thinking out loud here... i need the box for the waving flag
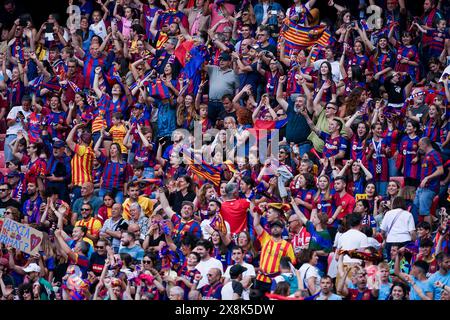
[247,118,288,141]
[281,21,331,55]
[187,157,221,187]
[176,42,210,95]
[41,76,61,93]
[147,78,171,99]
[28,75,44,92]
[210,213,227,235]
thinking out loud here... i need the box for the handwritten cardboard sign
[0,218,43,255]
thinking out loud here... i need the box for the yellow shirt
[108,124,127,154]
[122,196,154,220]
[75,217,103,237]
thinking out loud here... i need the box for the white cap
[23,263,41,273]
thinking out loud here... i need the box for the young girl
[367,122,390,196]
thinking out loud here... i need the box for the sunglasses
[0,189,8,192]
[95,246,105,249]
[5,211,12,214]
[277,113,285,116]
[143,260,152,264]
[81,208,91,211]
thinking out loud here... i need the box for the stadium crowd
[0,0,449,301]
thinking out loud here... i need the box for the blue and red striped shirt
[420,149,443,192]
[97,154,133,192]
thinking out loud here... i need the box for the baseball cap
[53,139,65,148]
[229,264,247,278]
[219,52,232,61]
[270,220,285,229]
[23,263,41,273]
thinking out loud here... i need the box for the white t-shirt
[380,208,415,243]
[200,218,231,240]
[89,20,107,40]
[6,106,31,135]
[313,59,343,83]
[196,257,223,289]
[223,262,255,300]
[299,263,321,293]
[221,282,235,300]
[336,229,369,263]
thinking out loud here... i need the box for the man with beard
[159,191,202,245]
[193,239,223,290]
[276,76,312,152]
[22,181,43,225]
[100,203,129,254]
[337,254,379,300]
[330,176,355,238]
[314,275,342,300]
[429,252,450,300]
[46,139,71,203]
[74,203,102,243]
[122,183,154,220]
[71,182,103,223]
[118,231,145,262]
[250,207,296,295]
[200,198,230,240]
[0,182,20,215]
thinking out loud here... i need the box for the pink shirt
[209,3,235,32]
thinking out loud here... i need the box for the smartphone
[45,23,54,33]
[270,10,277,15]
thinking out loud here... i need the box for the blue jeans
[388,158,399,177]
[99,188,124,204]
[4,134,17,162]
[376,181,388,197]
[412,188,435,223]
[207,100,223,124]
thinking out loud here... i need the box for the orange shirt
[75,217,103,237]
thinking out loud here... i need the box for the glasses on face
[279,151,287,154]
[81,208,91,212]
[277,113,285,116]
[0,189,8,192]
[5,211,12,215]
[143,260,152,264]
[95,246,104,249]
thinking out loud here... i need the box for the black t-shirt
[384,75,411,104]
[168,191,196,213]
[0,198,21,216]
[89,252,107,276]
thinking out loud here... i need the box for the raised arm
[276,75,288,111]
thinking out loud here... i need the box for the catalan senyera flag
[187,158,221,187]
[281,20,331,56]
[210,213,227,235]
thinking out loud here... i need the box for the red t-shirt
[334,192,356,220]
[220,198,250,235]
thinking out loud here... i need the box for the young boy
[377,262,392,300]
[415,19,449,59]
